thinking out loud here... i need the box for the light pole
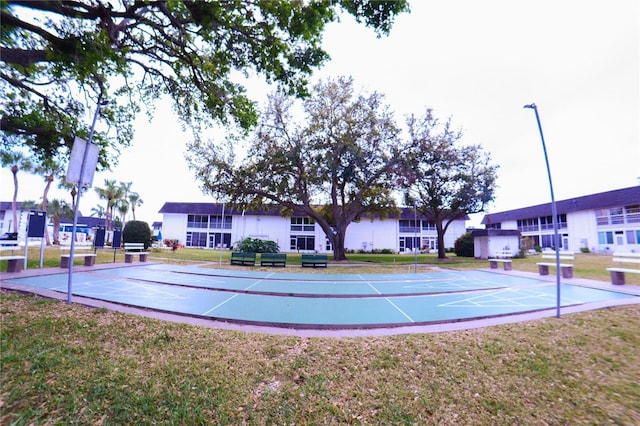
[523,103,561,318]
[67,95,107,304]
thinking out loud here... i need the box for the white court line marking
[367,282,382,295]
[202,294,239,316]
[439,288,585,308]
[385,298,415,322]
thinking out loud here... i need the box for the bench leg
[538,264,549,276]
[7,259,22,273]
[125,253,134,263]
[561,266,573,279]
[140,253,148,262]
[503,262,512,271]
[489,260,498,269]
[84,256,96,266]
[61,257,70,268]
[610,271,625,285]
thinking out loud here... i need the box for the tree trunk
[331,228,348,261]
[435,219,447,259]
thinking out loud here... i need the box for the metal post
[524,103,561,318]
[219,202,225,266]
[414,205,418,273]
[67,95,105,304]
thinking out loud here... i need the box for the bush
[235,237,279,253]
[122,220,152,249]
[454,231,474,257]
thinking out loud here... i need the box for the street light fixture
[523,103,561,318]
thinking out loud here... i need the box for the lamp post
[523,103,561,318]
[66,95,107,304]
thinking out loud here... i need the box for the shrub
[454,231,474,257]
[122,220,152,249]
[235,237,279,253]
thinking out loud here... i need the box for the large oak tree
[187,76,402,260]
[1,0,409,169]
[399,109,498,259]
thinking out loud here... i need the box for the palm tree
[1,151,32,233]
[34,159,64,245]
[117,181,133,222]
[95,179,123,232]
[58,178,78,211]
[90,204,106,218]
[128,192,143,220]
[47,199,72,245]
[115,198,130,226]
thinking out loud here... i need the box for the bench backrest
[262,253,285,259]
[302,254,328,261]
[124,243,146,251]
[492,250,513,258]
[60,246,93,252]
[232,252,256,259]
[612,252,640,265]
[541,250,574,261]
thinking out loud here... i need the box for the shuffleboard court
[2,263,638,330]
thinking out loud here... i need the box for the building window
[291,235,315,251]
[209,215,232,229]
[487,223,502,230]
[610,208,624,225]
[598,231,613,245]
[517,218,538,232]
[626,230,638,244]
[209,232,231,248]
[422,236,438,250]
[540,214,567,230]
[595,209,609,225]
[399,220,419,233]
[399,236,420,251]
[291,217,315,232]
[186,231,207,247]
[187,215,208,228]
[625,205,640,223]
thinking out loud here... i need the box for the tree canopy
[399,109,498,259]
[187,76,402,260]
[1,0,409,170]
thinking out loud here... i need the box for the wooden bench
[301,254,328,268]
[124,243,149,263]
[60,247,96,268]
[1,245,25,273]
[230,252,256,266]
[537,250,574,278]
[607,252,640,285]
[488,250,513,270]
[260,253,287,267]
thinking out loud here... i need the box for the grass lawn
[1,248,639,424]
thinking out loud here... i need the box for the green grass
[1,292,639,424]
[1,247,639,423]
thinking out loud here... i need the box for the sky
[1,0,638,227]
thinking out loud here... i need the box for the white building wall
[162,213,187,243]
[567,210,596,252]
[235,214,290,249]
[345,219,398,252]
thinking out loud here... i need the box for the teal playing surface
[5,264,638,329]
